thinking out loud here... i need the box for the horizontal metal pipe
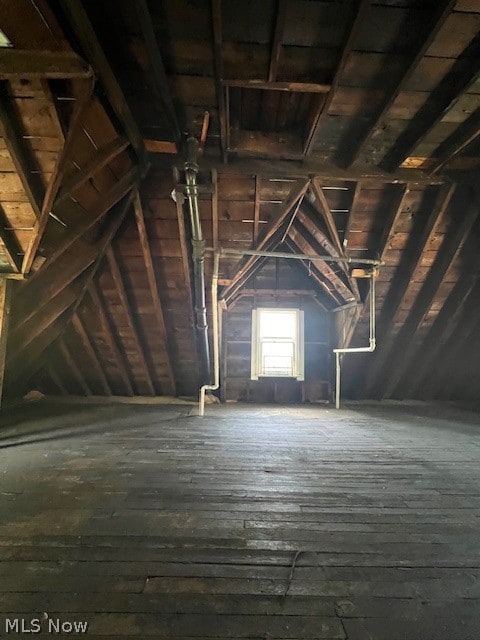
[204,246,384,267]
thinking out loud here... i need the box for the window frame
[251,307,304,381]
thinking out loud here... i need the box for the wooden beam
[310,177,344,257]
[72,313,112,395]
[88,282,135,396]
[41,80,67,143]
[56,136,130,204]
[211,0,228,162]
[382,33,480,171]
[0,49,93,80]
[173,152,445,185]
[106,246,156,396]
[221,179,311,302]
[347,0,456,167]
[303,0,370,155]
[0,279,13,405]
[62,0,145,162]
[0,203,22,272]
[399,252,480,398]
[58,338,92,396]
[45,361,68,396]
[0,85,43,220]
[224,80,330,93]
[288,222,355,304]
[361,183,456,397]
[134,191,176,396]
[268,0,287,82]
[378,182,480,398]
[144,139,177,154]
[283,236,342,308]
[21,77,95,274]
[429,108,480,175]
[28,165,139,280]
[135,0,182,150]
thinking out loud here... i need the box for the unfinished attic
[1,1,480,639]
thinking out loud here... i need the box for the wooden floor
[1,401,480,639]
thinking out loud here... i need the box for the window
[251,308,304,380]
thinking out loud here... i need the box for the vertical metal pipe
[184,136,210,381]
[199,251,221,416]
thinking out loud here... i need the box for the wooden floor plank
[1,401,480,638]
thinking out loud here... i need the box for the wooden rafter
[211,0,228,162]
[0,203,22,272]
[268,0,287,82]
[347,0,456,167]
[135,0,182,150]
[361,183,456,397]
[0,49,93,80]
[29,166,139,279]
[400,251,480,398]
[106,245,156,396]
[41,80,67,143]
[288,222,355,304]
[310,178,343,256]
[382,33,480,171]
[177,154,444,185]
[283,236,343,308]
[220,178,310,302]
[303,0,370,155]
[22,77,95,274]
[56,136,130,204]
[62,0,145,162]
[0,85,43,220]
[88,282,134,396]
[58,338,92,396]
[377,183,480,398]
[71,313,112,395]
[134,191,176,396]
[430,108,480,175]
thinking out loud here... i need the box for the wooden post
[0,278,13,405]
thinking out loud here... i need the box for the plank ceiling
[1,0,480,401]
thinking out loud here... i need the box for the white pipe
[198,251,221,416]
[333,273,377,409]
[204,246,383,267]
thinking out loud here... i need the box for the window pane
[262,356,293,376]
[261,341,294,357]
[259,310,296,339]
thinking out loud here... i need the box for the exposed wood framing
[41,80,67,143]
[88,282,135,396]
[430,109,480,175]
[0,279,13,405]
[56,136,129,204]
[72,313,112,395]
[0,203,22,272]
[211,0,228,162]
[0,49,93,80]
[382,34,480,171]
[58,338,92,396]
[224,80,330,93]
[378,183,480,398]
[400,247,480,398]
[106,246,156,396]
[303,0,370,155]
[347,0,456,167]
[310,178,344,256]
[135,0,182,150]
[361,183,456,397]
[178,154,445,185]
[21,77,95,274]
[268,0,287,82]
[62,0,145,162]
[31,166,139,277]
[45,362,68,395]
[134,190,176,395]
[220,179,310,302]
[0,86,43,219]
